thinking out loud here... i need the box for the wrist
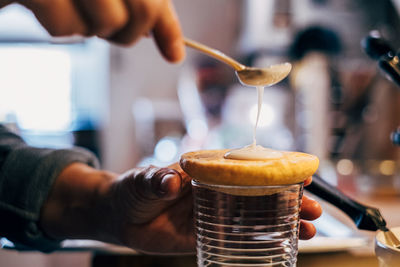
[39,162,117,241]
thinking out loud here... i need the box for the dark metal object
[307,175,400,247]
[361,31,400,87]
[306,174,387,231]
[392,127,400,145]
[361,31,400,146]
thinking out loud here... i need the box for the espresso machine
[362,31,400,146]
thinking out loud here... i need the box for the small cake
[180,149,319,186]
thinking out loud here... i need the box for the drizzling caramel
[224,86,283,160]
[224,144,283,160]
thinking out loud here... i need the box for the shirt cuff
[0,146,100,252]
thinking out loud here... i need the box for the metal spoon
[382,226,400,249]
[184,38,292,87]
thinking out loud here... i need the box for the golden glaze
[180,149,319,186]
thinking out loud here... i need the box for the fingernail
[160,174,176,193]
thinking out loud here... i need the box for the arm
[40,163,322,254]
[0,125,194,253]
[40,162,196,254]
[39,163,116,242]
[0,124,321,254]
[0,125,100,252]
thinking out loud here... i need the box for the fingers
[158,172,183,200]
[19,0,184,63]
[22,0,129,38]
[108,0,185,63]
[168,162,192,189]
[304,176,312,186]
[152,0,185,62]
[300,194,322,220]
[130,166,183,201]
[73,0,129,38]
[109,0,163,45]
[299,220,317,240]
[299,194,321,240]
[20,0,87,36]
[115,166,188,224]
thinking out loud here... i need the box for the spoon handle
[184,38,245,71]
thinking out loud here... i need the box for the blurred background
[1,0,400,266]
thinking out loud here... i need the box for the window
[0,46,72,132]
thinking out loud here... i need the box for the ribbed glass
[192,180,303,267]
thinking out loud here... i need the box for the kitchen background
[1,0,400,266]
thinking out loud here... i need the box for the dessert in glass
[180,147,319,267]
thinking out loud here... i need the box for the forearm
[0,124,101,251]
[39,162,118,242]
[39,162,196,254]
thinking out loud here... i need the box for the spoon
[382,226,400,249]
[184,38,292,87]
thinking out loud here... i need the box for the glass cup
[192,179,304,267]
[375,227,400,267]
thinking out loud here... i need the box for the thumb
[131,166,183,201]
[114,166,186,224]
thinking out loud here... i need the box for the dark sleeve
[0,125,100,252]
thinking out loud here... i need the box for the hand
[6,0,185,62]
[300,177,323,240]
[103,163,195,254]
[102,166,322,251]
[41,163,321,255]
[40,162,195,254]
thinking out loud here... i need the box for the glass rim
[191,179,303,189]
